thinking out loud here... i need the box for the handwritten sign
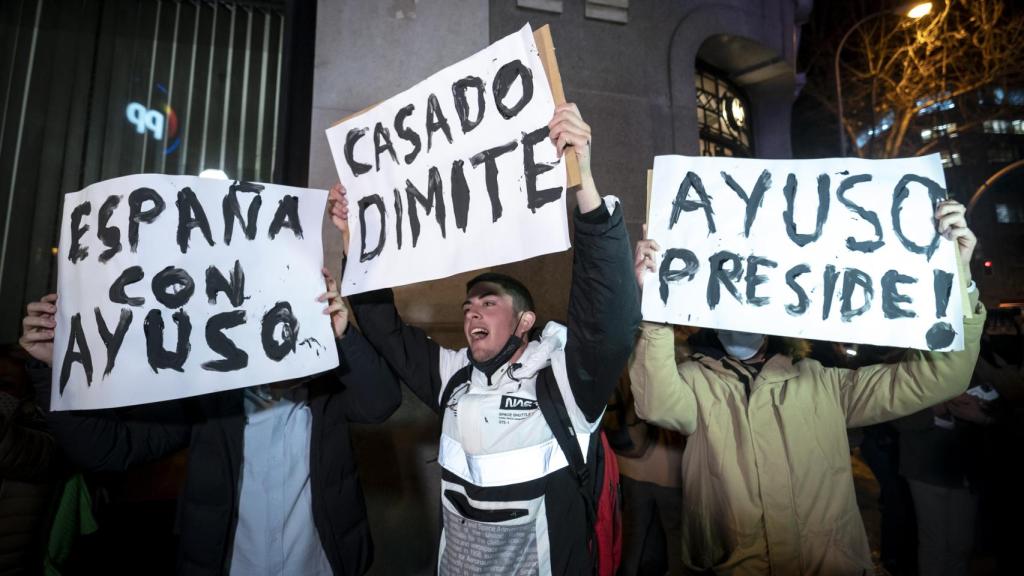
[326,24,569,295]
[642,155,965,351]
[52,174,339,410]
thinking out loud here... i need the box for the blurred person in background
[0,344,59,576]
[605,366,685,576]
[19,270,402,576]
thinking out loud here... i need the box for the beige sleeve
[629,322,699,435]
[831,290,986,428]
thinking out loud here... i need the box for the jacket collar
[470,321,566,388]
[694,350,800,385]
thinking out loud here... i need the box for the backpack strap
[536,367,600,572]
[436,364,473,535]
[439,364,473,415]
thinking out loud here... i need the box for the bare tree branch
[801,0,1024,158]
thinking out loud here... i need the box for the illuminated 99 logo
[126,102,166,140]
[125,90,180,156]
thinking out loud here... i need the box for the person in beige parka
[629,199,985,576]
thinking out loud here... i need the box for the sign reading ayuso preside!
[642,154,965,351]
[52,174,339,410]
[326,24,569,295]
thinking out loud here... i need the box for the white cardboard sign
[326,24,569,295]
[52,174,339,410]
[641,155,965,351]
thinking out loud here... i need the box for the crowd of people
[2,103,1021,576]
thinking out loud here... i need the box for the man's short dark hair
[466,272,535,314]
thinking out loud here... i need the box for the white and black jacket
[349,198,641,575]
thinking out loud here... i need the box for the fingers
[27,300,57,317]
[318,268,342,302]
[329,193,348,213]
[20,309,55,353]
[42,293,57,304]
[316,292,340,303]
[633,239,661,259]
[937,212,967,236]
[934,199,965,219]
[19,328,54,343]
[935,200,966,235]
[327,183,350,222]
[328,182,347,201]
[548,103,590,159]
[329,200,348,221]
[947,226,976,246]
[324,301,346,315]
[23,315,56,330]
[633,239,660,274]
[548,123,591,159]
[548,103,587,133]
[317,291,340,302]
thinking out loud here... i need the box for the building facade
[0,0,319,344]
[1,0,811,572]
[309,0,810,572]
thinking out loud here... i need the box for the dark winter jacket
[31,328,400,576]
[349,199,641,574]
[0,392,58,576]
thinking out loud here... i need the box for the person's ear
[518,311,537,338]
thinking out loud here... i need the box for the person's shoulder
[677,354,716,377]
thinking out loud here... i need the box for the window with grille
[695,64,753,157]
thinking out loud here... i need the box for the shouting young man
[331,103,641,575]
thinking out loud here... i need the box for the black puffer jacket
[0,391,58,576]
[32,328,400,576]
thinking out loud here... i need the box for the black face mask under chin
[468,333,524,378]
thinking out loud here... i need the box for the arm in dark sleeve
[334,326,403,424]
[565,200,643,422]
[0,400,56,482]
[348,289,457,413]
[29,363,191,472]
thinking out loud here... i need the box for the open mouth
[470,327,489,341]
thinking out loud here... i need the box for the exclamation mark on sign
[925,269,957,350]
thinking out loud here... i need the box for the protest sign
[52,174,339,411]
[326,24,569,296]
[641,154,966,351]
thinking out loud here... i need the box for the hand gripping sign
[326,24,573,296]
[52,174,339,410]
[641,154,966,351]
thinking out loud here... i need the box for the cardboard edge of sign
[330,24,581,190]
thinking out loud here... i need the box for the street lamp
[834,2,933,156]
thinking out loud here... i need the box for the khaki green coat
[629,293,985,576]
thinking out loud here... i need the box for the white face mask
[717,330,767,361]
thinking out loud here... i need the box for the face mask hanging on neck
[468,312,526,378]
[469,334,524,377]
[717,330,767,361]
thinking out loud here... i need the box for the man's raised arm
[20,294,191,472]
[550,104,642,422]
